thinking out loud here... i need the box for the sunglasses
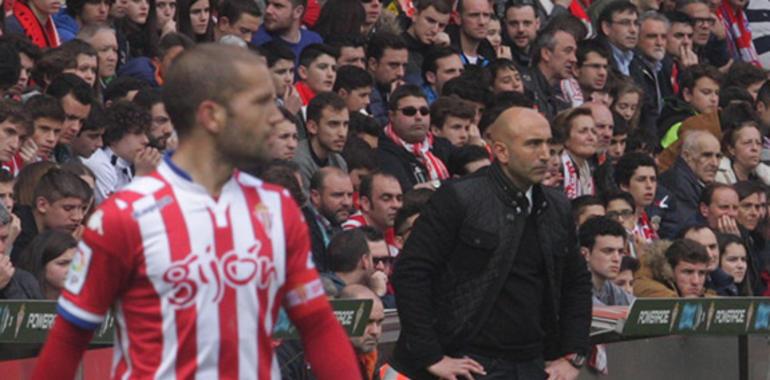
[398,106,430,117]
[373,256,395,265]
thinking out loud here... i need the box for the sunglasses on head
[398,106,430,116]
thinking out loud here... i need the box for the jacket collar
[488,162,548,215]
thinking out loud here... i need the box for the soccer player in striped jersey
[33,44,361,380]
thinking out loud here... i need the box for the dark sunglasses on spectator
[373,256,395,265]
[398,106,430,116]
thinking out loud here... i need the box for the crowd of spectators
[0,0,770,376]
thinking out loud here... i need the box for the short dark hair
[0,169,13,185]
[360,225,385,243]
[421,45,459,79]
[614,152,657,187]
[66,0,114,18]
[388,84,427,111]
[366,33,407,62]
[132,88,163,110]
[719,86,754,109]
[349,113,380,138]
[698,182,735,206]
[734,180,765,202]
[757,81,770,107]
[665,238,710,268]
[0,39,21,91]
[343,137,378,171]
[79,103,107,134]
[441,75,490,105]
[578,215,627,250]
[59,39,97,59]
[504,0,538,17]
[31,46,77,86]
[394,202,422,236]
[24,95,66,128]
[572,195,604,223]
[487,58,519,83]
[723,62,766,91]
[680,64,721,93]
[104,76,150,103]
[259,160,305,205]
[604,191,636,213]
[326,35,367,51]
[45,73,94,105]
[102,101,152,146]
[717,232,746,261]
[621,255,640,272]
[309,166,347,192]
[359,171,397,200]
[218,0,261,24]
[259,41,295,67]
[326,228,370,272]
[577,38,610,68]
[598,0,639,37]
[333,65,373,92]
[158,32,195,58]
[5,33,42,62]
[0,99,30,132]
[430,95,476,130]
[17,229,79,292]
[306,92,347,124]
[299,43,337,69]
[448,144,489,176]
[665,11,694,26]
[33,167,93,203]
[414,0,452,13]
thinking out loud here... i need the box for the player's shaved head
[163,44,267,138]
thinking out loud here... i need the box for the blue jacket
[53,9,79,43]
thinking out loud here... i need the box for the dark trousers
[462,353,547,380]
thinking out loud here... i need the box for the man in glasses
[376,84,450,191]
[597,0,639,76]
[571,39,610,107]
[677,0,731,69]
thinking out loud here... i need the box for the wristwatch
[564,353,586,369]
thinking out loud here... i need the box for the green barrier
[0,299,372,344]
[622,297,770,336]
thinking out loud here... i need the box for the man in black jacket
[391,107,591,380]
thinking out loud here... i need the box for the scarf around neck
[385,124,449,182]
[13,1,60,48]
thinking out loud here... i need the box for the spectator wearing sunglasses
[321,227,389,299]
[376,84,451,191]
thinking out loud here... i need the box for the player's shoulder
[236,171,295,203]
[95,174,169,218]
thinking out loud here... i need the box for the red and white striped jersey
[57,157,327,380]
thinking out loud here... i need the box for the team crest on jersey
[254,203,273,232]
[162,242,277,309]
[66,243,93,295]
[87,210,104,236]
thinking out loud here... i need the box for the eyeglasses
[373,256,395,265]
[398,106,430,116]
[693,17,716,26]
[611,19,640,27]
[607,209,635,219]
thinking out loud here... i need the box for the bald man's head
[340,284,385,354]
[488,107,552,190]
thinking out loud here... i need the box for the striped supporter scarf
[718,0,760,66]
[385,124,449,182]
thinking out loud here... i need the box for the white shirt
[82,147,133,205]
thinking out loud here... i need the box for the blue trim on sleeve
[57,304,102,331]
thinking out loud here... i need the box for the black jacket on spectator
[0,269,43,299]
[446,24,496,67]
[11,205,39,265]
[656,96,696,145]
[403,32,428,86]
[375,134,452,191]
[697,35,731,68]
[659,157,704,230]
[301,205,339,272]
[629,54,674,141]
[645,184,682,240]
[522,66,571,122]
[390,163,591,379]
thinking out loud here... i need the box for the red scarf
[717,0,760,66]
[385,124,449,182]
[561,151,594,200]
[12,0,59,48]
[633,211,658,243]
[295,81,316,106]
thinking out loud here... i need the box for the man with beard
[33,44,360,380]
[251,0,323,65]
[631,12,674,136]
[304,167,354,271]
[133,89,175,152]
[293,92,349,193]
[45,74,94,163]
[502,0,540,70]
[375,84,449,190]
[448,0,496,67]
